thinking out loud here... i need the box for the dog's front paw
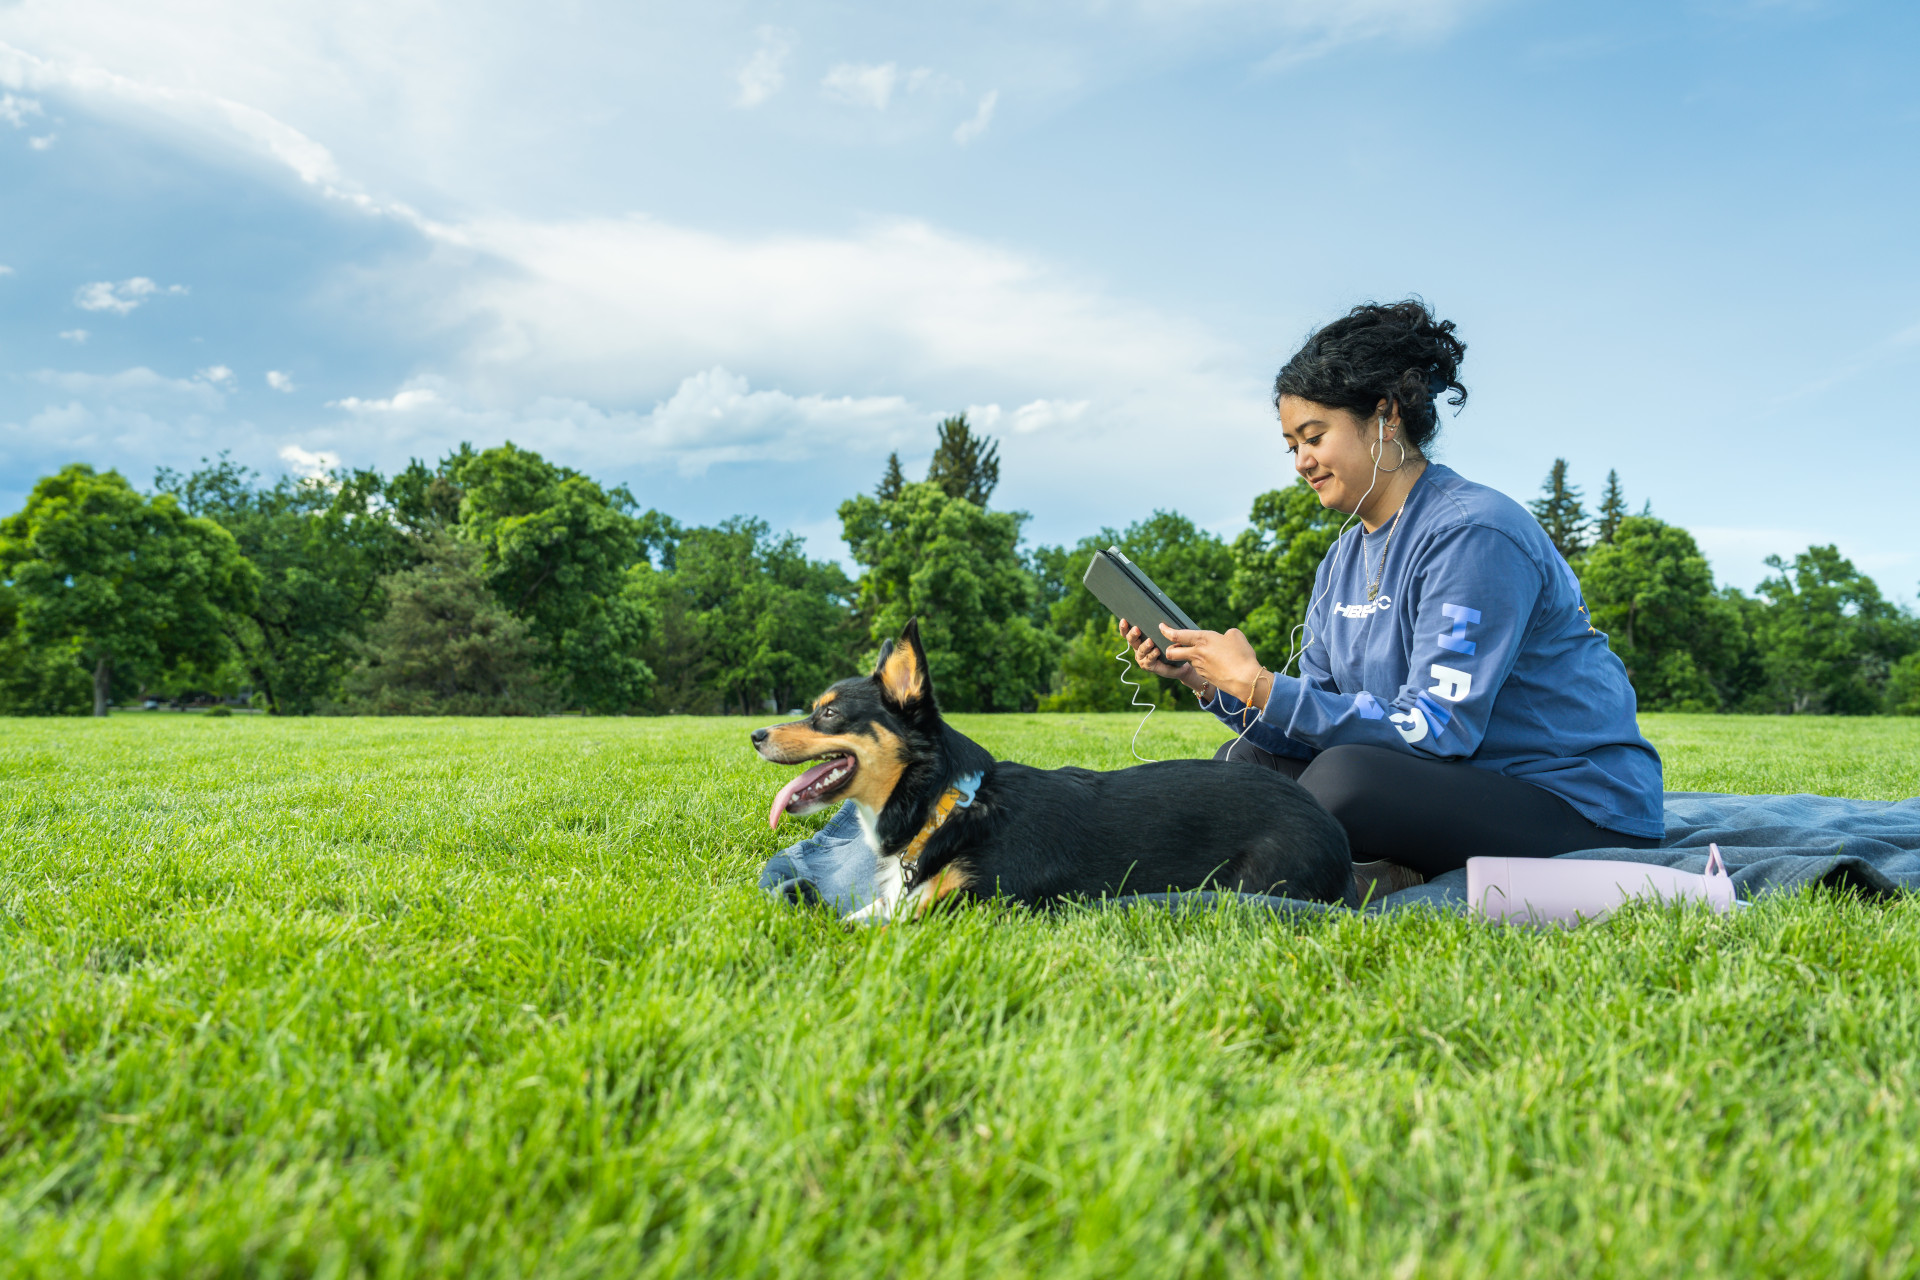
[844,897,898,928]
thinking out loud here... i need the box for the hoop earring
[1370,435,1408,472]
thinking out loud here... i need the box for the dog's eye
[816,706,840,724]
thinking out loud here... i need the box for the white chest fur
[845,802,906,926]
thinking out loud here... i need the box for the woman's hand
[1118,617,1204,688]
[1159,625,1268,707]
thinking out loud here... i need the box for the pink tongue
[768,759,845,830]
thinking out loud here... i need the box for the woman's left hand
[1158,625,1268,706]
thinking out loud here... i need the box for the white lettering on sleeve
[1428,663,1473,703]
[1389,706,1430,745]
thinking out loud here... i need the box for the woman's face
[1279,394,1395,514]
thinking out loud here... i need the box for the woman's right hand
[1118,618,1205,689]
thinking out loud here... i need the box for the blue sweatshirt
[1204,463,1664,839]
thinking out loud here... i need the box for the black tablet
[1081,548,1199,662]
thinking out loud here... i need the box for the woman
[1122,299,1662,888]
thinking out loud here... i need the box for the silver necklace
[1365,503,1405,602]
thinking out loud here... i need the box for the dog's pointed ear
[876,617,930,709]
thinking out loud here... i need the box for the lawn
[3,711,1919,1278]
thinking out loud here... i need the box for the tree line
[3,419,1917,716]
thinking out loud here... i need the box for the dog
[751,619,1351,923]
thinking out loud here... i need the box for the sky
[2,0,1917,598]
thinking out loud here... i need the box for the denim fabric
[758,800,878,913]
[758,774,985,917]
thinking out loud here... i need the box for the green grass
[2,711,1918,1278]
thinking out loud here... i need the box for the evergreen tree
[876,452,905,501]
[338,534,557,715]
[1528,458,1589,559]
[924,414,1000,506]
[1595,470,1628,545]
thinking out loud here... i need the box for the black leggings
[1216,740,1658,879]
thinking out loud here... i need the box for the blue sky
[3,0,1916,597]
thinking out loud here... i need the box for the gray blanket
[760,792,1920,917]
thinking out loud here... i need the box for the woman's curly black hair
[1274,298,1467,454]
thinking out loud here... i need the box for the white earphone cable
[1279,413,1393,678]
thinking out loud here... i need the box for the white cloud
[819,61,962,113]
[1010,398,1090,433]
[734,27,790,108]
[635,367,916,471]
[0,8,1312,508]
[0,263,13,275]
[58,328,87,342]
[328,387,442,413]
[953,90,997,145]
[28,133,54,149]
[0,41,448,235]
[904,67,961,96]
[429,213,1252,437]
[34,365,226,411]
[75,276,187,314]
[0,90,41,126]
[822,62,899,111]
[315,368,921,477]
[278,444,340,478]
[4,401,209,470]
[265,369,296,392]
[961,398,1091,433]
[198,365,235,386]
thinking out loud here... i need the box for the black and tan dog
[752,620,1351,922]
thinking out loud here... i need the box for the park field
[3,711,1920,1278]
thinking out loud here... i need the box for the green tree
[838,481,1055,711]
[1751,546,1915,714]
[1228,480,1348,671]
[1025,542,1077,634]
[155,455,419,714]
[1577,516,1747,710]
[1529,458,1589,560]
[338,534,557,715]
[1889,650,1920,716]
[386,450,470,533]
[1036,511,1236,711]
[1040,619,1171,713]
[0,465,257,716]
[924,414,1000,506]
[0,583,91,715]
[876,452,906,502]
[446,443,656,712]
[639,517,860,714]
[1595,470,1629,546]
